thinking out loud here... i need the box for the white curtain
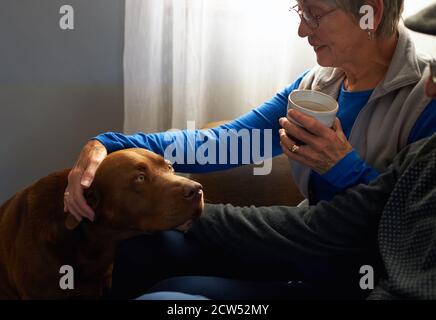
[123,0,436,134]
[123,0,316,134]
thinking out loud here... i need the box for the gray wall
[0,0,125,203]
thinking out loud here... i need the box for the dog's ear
[64,185,101,230]
[84,185,101,211]
[65,213,81,230]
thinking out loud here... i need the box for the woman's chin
[316,55,335,68]
[314,47,336,67]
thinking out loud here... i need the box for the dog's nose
[183,182,203,201]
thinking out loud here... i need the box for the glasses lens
[290,4,318,29]
[302,11,318,29]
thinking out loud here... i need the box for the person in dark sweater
[107,3,436,300]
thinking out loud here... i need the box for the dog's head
[67,149,203,233]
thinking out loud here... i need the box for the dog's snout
[183,182,203,201]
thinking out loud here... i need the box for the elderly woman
[66,0,436,299]
[65,0,435,220]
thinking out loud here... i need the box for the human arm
[187,155,400,279]
[93,72,311,173]
[64,139,107,221]
[280,98,436,200]
[63,71,310,220]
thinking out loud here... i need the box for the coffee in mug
[287,90,338,128]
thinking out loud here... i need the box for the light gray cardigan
[291,25,433,199]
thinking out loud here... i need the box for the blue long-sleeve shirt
[95,71,436,203]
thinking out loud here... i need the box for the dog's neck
[58,182,149,281]
[64,216,145,279]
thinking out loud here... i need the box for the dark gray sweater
[188,135,436,299]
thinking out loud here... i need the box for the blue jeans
[110,231,354,300]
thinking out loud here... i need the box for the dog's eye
[135,175,146,183]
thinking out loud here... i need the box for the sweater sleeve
[93,71,310,173]
[188,137,429,282]
[188,152,401,279]
[321,149,380,189]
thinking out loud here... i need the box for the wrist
[88,139,106,152]
[322,149,360,187]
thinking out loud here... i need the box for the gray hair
[326,0,404,37]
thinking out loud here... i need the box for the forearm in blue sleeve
[93,73,309,173]
[322,149,379,189]
[94,109,283,173]
[322,100,436,191]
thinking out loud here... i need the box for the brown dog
[0,148,203,299]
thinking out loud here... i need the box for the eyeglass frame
[290,3,338,30]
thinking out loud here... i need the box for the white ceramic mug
[287,90,339,128]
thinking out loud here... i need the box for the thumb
[333,118,343,132]
[81,157,104,188]
[80,143,106,188]
[333,118,348,142]
[81,170,95,188]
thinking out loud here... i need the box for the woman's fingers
[333,118,347,142]
[64,190,84,222]
[81,143,107,187]
[73,181,95,220]
[287,109,332,137]
[279,129,333,173]
[81,160,99,188]
[279,115,353,174]
[280,140,309,166]
[279,129,314,163]
[65,168,95,221]
[279,117,316,146]
[63,140,107,222]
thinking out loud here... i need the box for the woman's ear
[65,214,81,230]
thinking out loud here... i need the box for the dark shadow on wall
[0,0,125,203]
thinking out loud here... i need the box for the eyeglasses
[290,4,337,30]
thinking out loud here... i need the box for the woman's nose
[298,20,313,38]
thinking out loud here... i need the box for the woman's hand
[279,109,352,174]
[63,140,108,222]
